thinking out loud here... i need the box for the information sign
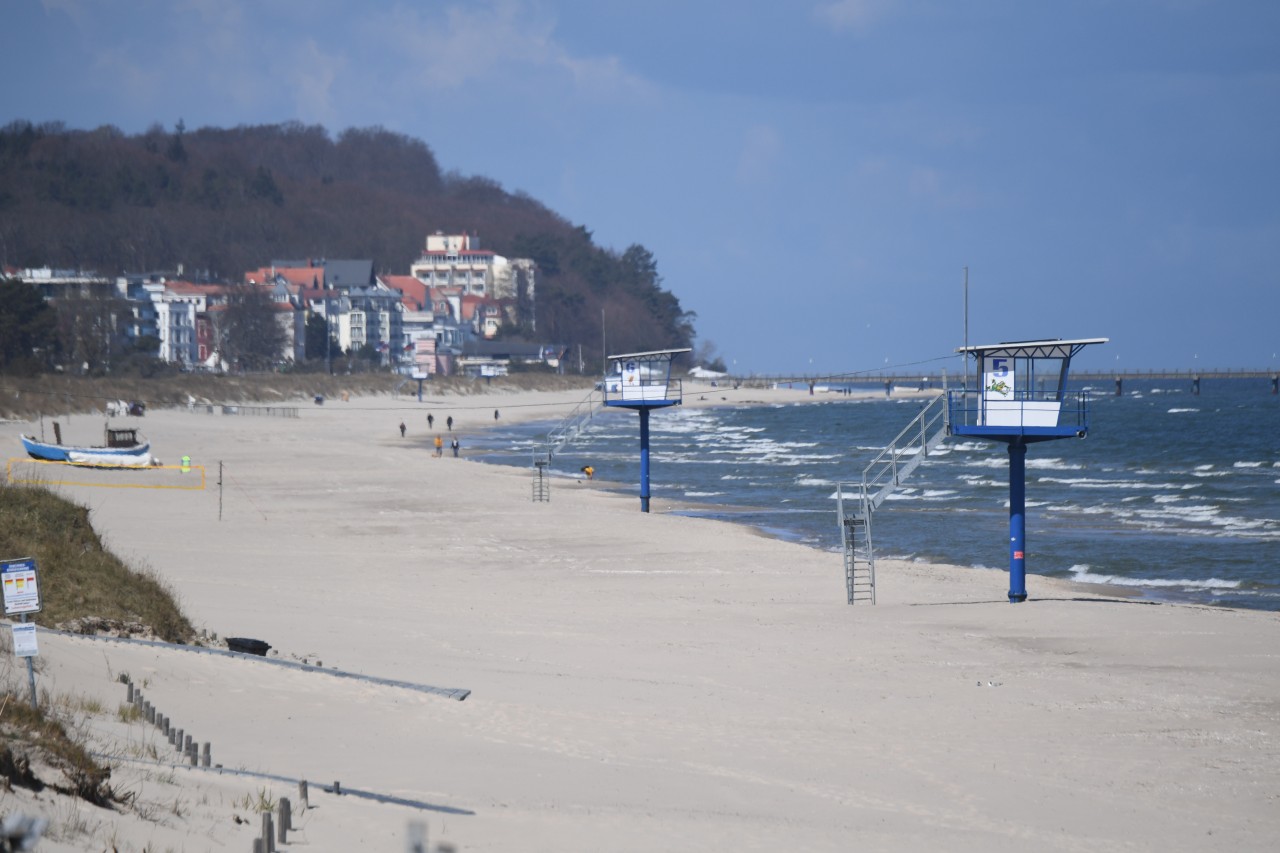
[11,623,37,658]
[1,557,42,616]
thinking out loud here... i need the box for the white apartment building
[409,232,535,309]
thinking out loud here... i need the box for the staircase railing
[531,388,604,466]
[836,392,950,603]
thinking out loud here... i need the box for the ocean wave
[1068,565,1240,590]
[1038,476,1196,490]
[1233,461,1265,468]
[1025,457,1084,471]
[1167,408,1200,413]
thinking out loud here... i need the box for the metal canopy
[956,338,1109,359]
[607,347,692,362]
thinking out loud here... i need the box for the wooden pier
[713,368,1280,396]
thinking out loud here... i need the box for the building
[409,233,535,323]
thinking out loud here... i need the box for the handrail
[858,393,949,511]
[533,388,604,464]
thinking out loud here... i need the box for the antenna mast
[963,266,969,390]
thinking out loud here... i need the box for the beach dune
[2,385,1277,851]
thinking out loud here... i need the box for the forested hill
[0,120,694,360]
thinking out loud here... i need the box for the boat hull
[21,435,151,462]
[67,450,156,468]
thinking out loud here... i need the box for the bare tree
[216,284,287,371]
[53,291,129,374]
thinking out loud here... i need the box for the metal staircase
[530,388,604,500]
[837,393,950,603]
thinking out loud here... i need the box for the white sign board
[11,622,37,658]
[983,356,1015,402]
[1,557,41,616]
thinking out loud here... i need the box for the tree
[304,312,336,364]
[217,285,288,371]
[0,279,59,373]
[53,291,130,375]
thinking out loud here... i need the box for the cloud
[368,1,652,100]
[812,0,895,32]
[288,40,344,128]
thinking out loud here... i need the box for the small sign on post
[1,557,42,616]
[2,556,42,709]
[10,622,37,657]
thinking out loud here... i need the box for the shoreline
[1,386,1277,851]
[455,388,1239,613]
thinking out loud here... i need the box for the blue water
[470,380,1280,610]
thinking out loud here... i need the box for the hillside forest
[0,120,711,371]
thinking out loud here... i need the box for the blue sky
[6,0,1278,374]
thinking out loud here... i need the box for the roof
[461,341,559,359]
[955,338,1108,359]
[380,275,428,309]
[270,259,375,290]
[607,348,693,362]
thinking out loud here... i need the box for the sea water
[469,379,1280,610]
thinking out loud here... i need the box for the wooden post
[188,746,197,767]
[407,820,428,853]
[174,728,183,751]
[261,812,275,853]
[202,742,211,767]
[277,798,290,843]
[333,780,341,796]
[298,780,309,810]
[126,682,134,703]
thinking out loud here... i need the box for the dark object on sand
[226,637,271,656]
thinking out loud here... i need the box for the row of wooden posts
[125,679,211,768]
[123,680,458,851]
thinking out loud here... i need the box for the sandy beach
[2,380,1277,852]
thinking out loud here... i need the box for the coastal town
[8,230,562,378]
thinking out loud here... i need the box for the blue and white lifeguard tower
[602,348,691,512]
[948,337,1107,602]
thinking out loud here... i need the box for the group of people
[398,415,460,457]
[433,434,459,458]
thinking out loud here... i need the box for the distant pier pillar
[1008,441,1028,603]
[1272,374,1278,395]
[1192,375,1201,396]
[1114,377,1123,396]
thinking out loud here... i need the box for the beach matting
[2,383,1277,852]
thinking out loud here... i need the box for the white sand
[2,382,1277,852]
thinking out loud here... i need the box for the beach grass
[0,481,195,643]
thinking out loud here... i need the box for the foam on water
[1069,564,1241,591]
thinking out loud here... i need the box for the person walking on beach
[447,415,454,431]
[427,413,435,429]
[434,435,443,457]
[581,465,594,480]
[494,409,500,422]
[399,421,406,437]
[451,437,460,458]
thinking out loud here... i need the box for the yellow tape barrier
[6,457,207,490]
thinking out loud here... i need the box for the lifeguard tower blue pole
[602,348,690,512]
[948,337,1107,602]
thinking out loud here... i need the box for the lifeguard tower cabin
[948,337,1107,602]
[602,348,691,512]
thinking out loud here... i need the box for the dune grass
[0,481,194,643]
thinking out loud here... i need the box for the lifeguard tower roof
[608,348,693,361]
[956,337,1109,358]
